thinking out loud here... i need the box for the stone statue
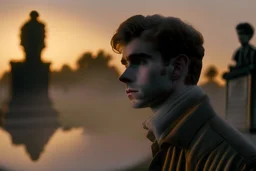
[232,23,256,68]
[20,10,46,63]
[3,10,59,136]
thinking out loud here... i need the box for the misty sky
[0,0,255,85]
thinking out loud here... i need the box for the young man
[111,14,256,170]
[233,23,256,67]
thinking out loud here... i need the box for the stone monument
[2,11,59,132]
[223,22,256,135]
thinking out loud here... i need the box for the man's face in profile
[118,38,173,109]
[237,30,251,44]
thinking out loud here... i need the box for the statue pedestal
[223,65,256,133]
[3,61,58,120]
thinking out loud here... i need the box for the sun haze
[0,0,255,85]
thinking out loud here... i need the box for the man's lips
[126,89,138,100]
[126,89,138,94]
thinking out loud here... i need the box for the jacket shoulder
[241,157,256,170]
[209,115,256,160]
[187,114,256,170]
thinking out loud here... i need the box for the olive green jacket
[147,96,256,171]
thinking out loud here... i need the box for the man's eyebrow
[121,53,152,64]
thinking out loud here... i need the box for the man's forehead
[122,49,151,59]
[122,39,156,59]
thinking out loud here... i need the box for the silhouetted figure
[223,24,256,138]
[232,23,256,68]
[20,11,46,63]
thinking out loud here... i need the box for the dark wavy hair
[236,22,254,39]
[110,14,205,85]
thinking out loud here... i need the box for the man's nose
[119,69,133,83]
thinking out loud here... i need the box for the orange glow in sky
[0,0,256,86]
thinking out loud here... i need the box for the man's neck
[143,85,205,142]
[241,43,250,47]
[150,83,188,114]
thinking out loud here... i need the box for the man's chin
[130,101,149,109]
[131,105,144,109]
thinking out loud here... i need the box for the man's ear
[170,54,189,81]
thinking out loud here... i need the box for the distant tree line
[0,50,121,92]
[204,65,219,82]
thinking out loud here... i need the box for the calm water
[0,88,153,171]
[0,118,151,171]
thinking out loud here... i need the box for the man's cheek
[140,72,151,84]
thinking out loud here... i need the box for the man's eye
[130,58,147,66]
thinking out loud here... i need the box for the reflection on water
[0,124,151,171]
[4,118,59,161]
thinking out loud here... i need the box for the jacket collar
[159,96,216,149]
[143,86,207,142]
